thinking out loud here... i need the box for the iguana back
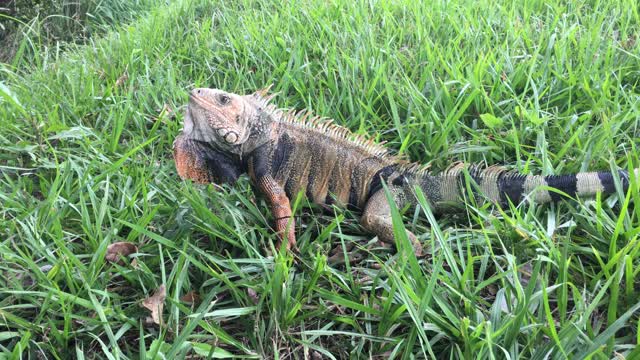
[253,117,400,209]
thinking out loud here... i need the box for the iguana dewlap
[173,87,636,252]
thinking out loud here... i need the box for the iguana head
[175,87,278,184]
[183,88,257,153]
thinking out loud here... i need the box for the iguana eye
[217,94,230,105]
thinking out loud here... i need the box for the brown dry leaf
[624,35,636,49]
[143,284,166,325]
[115,71,129,87]
[247,288,259,305]
[105,242,138,265]
[161,104,174,118]
[180,291,200,304]
[153,104,175,124]
[409,235,424,258]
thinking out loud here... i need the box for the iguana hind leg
[256,176,296,251]
[360,188,424,257]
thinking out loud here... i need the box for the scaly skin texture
[173,87,637,253]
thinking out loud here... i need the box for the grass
[1,0,640,358]
[0,0,162,65]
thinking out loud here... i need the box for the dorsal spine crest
[255,94,393,159]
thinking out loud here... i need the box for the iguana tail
[418,164,637,210]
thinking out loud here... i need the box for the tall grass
[1,0,639,358]
[0,0,161,66]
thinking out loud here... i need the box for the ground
[1,0,639,358]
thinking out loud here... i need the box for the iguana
[173,87,636,253]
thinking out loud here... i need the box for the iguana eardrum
[173,87,636,252]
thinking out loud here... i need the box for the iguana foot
[361,188,425,257]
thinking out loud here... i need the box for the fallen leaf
[152,104,176,124]
[115,71,128,87]
[105,242,138,265]
[180,291,200,304]
[143,284,166,325]
[247,288,259,305]
[161,104,174,118]
[624,35,636,49]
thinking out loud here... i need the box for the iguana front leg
[360,188,424,256]
[256,175,296,250]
